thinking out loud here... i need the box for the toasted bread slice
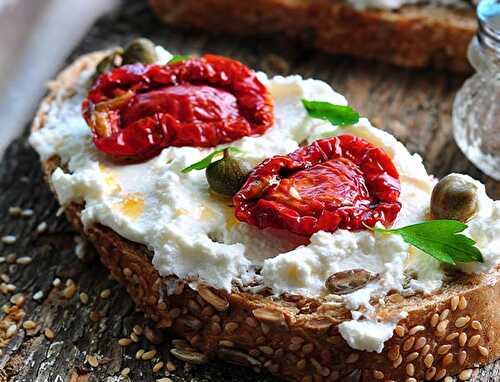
[148,0,476,72]
[31,53,499,382]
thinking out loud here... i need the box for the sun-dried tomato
[82,55,273,161]
[234,135,401,236]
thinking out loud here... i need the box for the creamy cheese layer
[30,47,500,353]
[338,320,398,353]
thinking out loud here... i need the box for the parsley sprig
[181,147,243,173]
[369,220,483,265]
[168,55,192,64]
[302,99,359,126]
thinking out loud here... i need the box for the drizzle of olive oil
[225,213,239,230]
[199,207,214,220]
[207,190,238,228]
[119,195,145,219]
[99,164,122,194]
[287,264,305,287]
[175,208,189,217]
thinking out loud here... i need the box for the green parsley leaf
[372,220,483,265]
[302,99,359,126]
[181,147,243,173]
[168,55,192,64]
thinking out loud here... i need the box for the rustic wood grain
[0,0,498,381]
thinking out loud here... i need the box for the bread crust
[148,0,475,72]
[31,53,500,382]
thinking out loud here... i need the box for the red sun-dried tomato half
[82,55,274,161]
[234,135,401,236]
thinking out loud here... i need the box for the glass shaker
[453,0,500,180]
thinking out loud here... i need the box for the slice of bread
[32,53,499,382]
[148,0,476,72]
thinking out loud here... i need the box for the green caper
[122,38,158,65]
[430,174,478,222]
[90,48,124,85]
[206,149,251,197]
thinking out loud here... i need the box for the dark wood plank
[0,0,498,381]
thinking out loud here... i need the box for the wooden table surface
[0,1,498,381]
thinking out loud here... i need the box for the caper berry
[122,38,158,65]
[91,48,124,84]
[206,149,250,197]
[430,174,478,222]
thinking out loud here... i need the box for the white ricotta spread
[338,320,398,353]
[29,47,500,353]
[261,228,408,301]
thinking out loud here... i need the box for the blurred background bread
[149,0,476,72]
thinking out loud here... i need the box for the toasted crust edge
[31,53,499,382]
[148,0,475,72]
